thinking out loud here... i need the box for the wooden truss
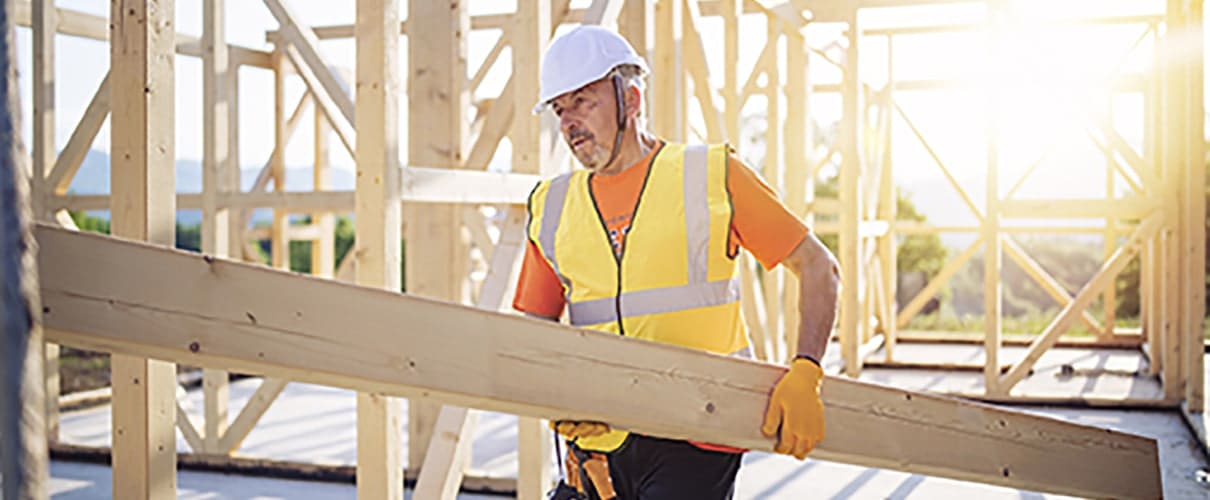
[37,224,1162,500]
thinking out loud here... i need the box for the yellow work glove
[761,358,826,460]
[550,420,611,440]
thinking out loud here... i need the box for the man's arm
[760,232,839,460]
[780,232,841,362]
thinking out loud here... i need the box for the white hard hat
[532,25,649,114]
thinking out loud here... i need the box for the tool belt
[548,441,616,500]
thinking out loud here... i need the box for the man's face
[551,79,618,171]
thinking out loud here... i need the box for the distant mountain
[67,150,356,225]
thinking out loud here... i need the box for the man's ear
[625,85,642,119]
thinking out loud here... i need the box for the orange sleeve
[512,239,567,319]
[727,155,809,270]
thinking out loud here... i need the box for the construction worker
[516,25,839,500]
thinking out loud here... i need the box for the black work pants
[606,434,742,500]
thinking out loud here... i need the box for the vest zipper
[586,143,664,336]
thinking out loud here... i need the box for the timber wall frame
[14,0,1203,497]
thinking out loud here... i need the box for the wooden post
[109,0,177,497]
[618,0,654,122]
[201,0,230,455]
[984,1,1004,396]
[763,15,785,361]
[271,48,289,270]
[1103,99,1117,340]
[721,0,740,144]
[514,0,553,497]
[878,39,897,361]
[31,0,51,222]
[782,29,808,363]
[1161,0,1186,402]
[356,0,404,497]
[312,109,335,278]
[839,10,863,377]
[1179,0,1205,411]
[32,0,59,442]
[406,0,469,475]
[653,0,683,141]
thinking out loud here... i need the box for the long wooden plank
[35,224,1162,499]
[32,0,60,444]
[108,1,177,496]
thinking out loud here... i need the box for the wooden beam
[202,1,233,451]
[984,1,1004,395]
[108,0,177,496]
[32,0,60,444]
[312,106,335,278]
[413,209,528,498]
[46,73,109,196]
[896,236,984,328]
[217,378,288,453]
[401,168,540,204]
[512,1,553,496]
[13,0,274,68]
[653,0,684,140]
[270,50,289,271]
[1175,0,1205,412]
[31,0,53,220]
[262,0,354,124]
[839,11,862,377]
[999,214,1163,392]
[406,0,470,474]
[36,225,1163,500]
[999,198,1159,219]
[412,406,478,500]
[356,0,404,496]
[1002,238,1106,335]
[682,0,728,143]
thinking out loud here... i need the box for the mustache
[568,129,594,144]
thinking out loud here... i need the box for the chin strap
[601,73,628,171]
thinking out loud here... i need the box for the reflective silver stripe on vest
[568,278,740,326]
[539,173,573,294]
[682,145,710,285]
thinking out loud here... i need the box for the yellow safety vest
[526,142,749,452]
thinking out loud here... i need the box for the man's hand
[550,420,611,440]
[761,358,826,460]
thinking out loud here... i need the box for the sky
[12,0,1194,231]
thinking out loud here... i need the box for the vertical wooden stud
[984,1,1004,396]
[1180,0,1205,410]
[109,0,177,497]
[356,0,404,497]
[653,0,683,141]
[514,0,553,496]
[201,0,230,454]
[782,30,808,362]
[33,0,60,443]
[839,10,863,377]
[313,111,335,278]
[271,49,289,270]
[406,0,469,475]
